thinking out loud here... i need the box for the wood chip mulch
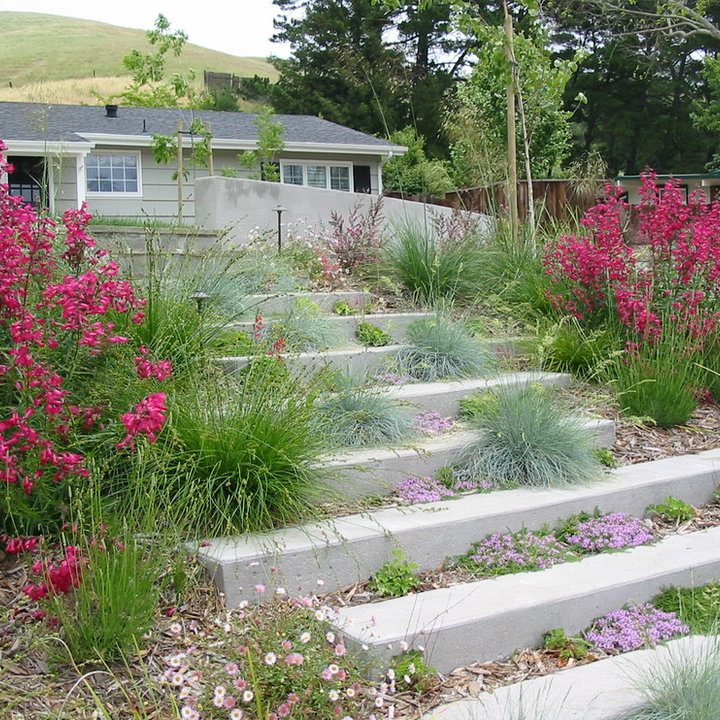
[3,392,720,719]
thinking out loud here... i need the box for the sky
[7,0,293,58]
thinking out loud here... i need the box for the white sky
[5,0,292,58]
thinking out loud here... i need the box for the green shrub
[355,321,393,347]
[392,317,492,381]
[542,628,592,660]
[383,220,486,304]
[369,549,420,597]
[652,583,720,635]
[593,447,618,468]
[314,387,415,447]
[455,384,604,488]
[332,300,355,315]
[647,496,697,524]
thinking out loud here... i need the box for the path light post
[190,291,210,314]
[274,205,285,254]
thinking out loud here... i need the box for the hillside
[0,12,277,105]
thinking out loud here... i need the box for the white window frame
[279,161,353,192]
[85,151,142,197]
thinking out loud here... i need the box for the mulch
[2,393,720,719]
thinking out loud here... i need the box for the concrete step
[322,417,614,500]
[231,312,437,344]
[239,291,373,316]
[217,337,535,379]
[334,524,720,674]
[196,449,720,610]
[426,635,718,720]
[381,371,571,416]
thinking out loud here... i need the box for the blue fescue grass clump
[268,298,344,351]
[623,637,720,720]
[314,386,416,448]
[392,316,493,381]
[455,383,604,488]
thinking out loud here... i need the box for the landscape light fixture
[189,290,209,313]
[274,205,286,254]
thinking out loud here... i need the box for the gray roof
[0,102,403,150]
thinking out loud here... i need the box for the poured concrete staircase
[200,290,720,713]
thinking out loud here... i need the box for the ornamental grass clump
[623,637,720,720]
[652,582,720,635]
[584,604,689,654]
[383,219,486,304]
[392,316,492,381]
[165,368,328,534]
[455,384,604,488]
[314,386,415,448]
[268,298,343,351]
[564,512,655,553]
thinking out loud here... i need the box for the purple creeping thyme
[394,476,456,503]
[566,513,655,552]
[468,530,566,574]
[414,411,454,436]
[584,604,689,653]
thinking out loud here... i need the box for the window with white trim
[280,162,352,192]
[86,153,140,194]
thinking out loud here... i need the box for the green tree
[118,14,200,108]
[239,109,286,181]
[382,127,454,195]
[447,23,576,186]
[545,0,718,174]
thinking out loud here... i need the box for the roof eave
[77,133,407,156]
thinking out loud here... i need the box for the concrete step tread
[197,449,720,609]
[426,635,718,720]
[334,525,720,671]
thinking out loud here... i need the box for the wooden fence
[445,179,608,223]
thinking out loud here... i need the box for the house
[616,171,720,205]
[0,101,406,222]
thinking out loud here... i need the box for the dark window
[353,165,371,194]
[7,156,46,207]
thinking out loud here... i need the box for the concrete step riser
[217,337,535,379]
[322,418,615,500]
[231,312,437,344]
[197,450,720,610]
[382,371,571,416]
[240,291,372,316]
[335,525,720,674]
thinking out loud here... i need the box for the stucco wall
[194,176,490,244]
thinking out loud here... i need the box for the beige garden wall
[194,176,490,244]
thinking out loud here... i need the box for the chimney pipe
[105,104,118,118]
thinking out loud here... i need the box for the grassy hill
[0,12,277,105]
